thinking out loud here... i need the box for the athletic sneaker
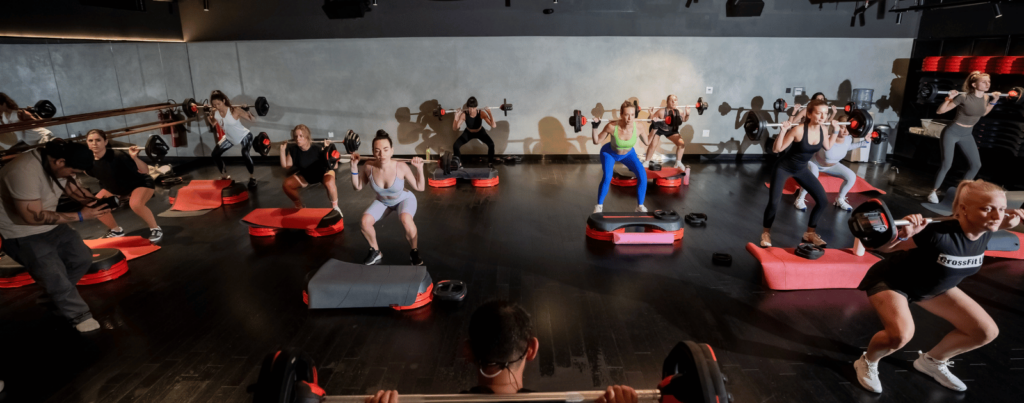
[410,249,424,266]
[248,177,258,189]
[834,197,853,212]
[364,248,383,265]
[593,204,603,214]
[652,153,666,162]
[802,232,827,247]
[673,162,685,170]
[927,191,939,204]
[636,205,648,213]
[854,353,882,393]
[333,206,344,217]
[148,228,163,244]
[793,197,807,211]
[103,227,125,238]
[75,318,100,333]
[760,232,772,248]
[913,351,967,392]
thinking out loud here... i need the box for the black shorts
[106,176,155,198]
[296,166,330,186]
[654,128,679,137]
[864,281,942,303]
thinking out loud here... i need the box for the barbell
[918,84,1023,104]
[433,98,513,120]
[251,341,730,403]
[109,135,171,163]
[567,110,682,134]
[742,107,874,141]
[253,131,459,176]
[14,100,59,119]
[772,98,857,114]
[181,96,270,119]
[849,199,958,249]
[618,98,707,119]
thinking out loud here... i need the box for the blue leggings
[597,143,647,205]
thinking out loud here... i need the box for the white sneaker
[793,197,807,211]
[75,318,100,333]
[673,162,685,170]
[333,206,344,217]
[927,191,939,204]
[635,205,648,213]
[834,197,853,212]
[652,153,666,163]
[854,353,882,393]
[103,227,125,238]
[593,204,603,214]
[913,351,967,392]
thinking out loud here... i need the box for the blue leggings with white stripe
[597,143,647,205]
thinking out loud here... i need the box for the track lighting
[992,2,1002,18]
[895,12,903,24]
[203,0,209,11]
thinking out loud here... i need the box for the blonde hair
[951,179,1005,217]
[620,100,636,119]
[962,71,990,93]
[291,124,311,142]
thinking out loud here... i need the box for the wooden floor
[1,158,1023,403]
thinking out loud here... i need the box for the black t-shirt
[860,220,991,299]
[85,149,150,196]
[286,143,325,176]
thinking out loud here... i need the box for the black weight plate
[685,213,708,226]
[432,280,467,302]
[253,132,272,156]
[254,96,270,116]
[795,243,825,260]
[33,100,57,118]
[711,253,732,266]
[182,98,198,118]
[144,135,170,161]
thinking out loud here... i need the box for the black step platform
[587,211,683,232]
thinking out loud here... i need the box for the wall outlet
[794,87,804,96]
[705,86,713,94]
[328,131,334,138]
[702,129,710,138]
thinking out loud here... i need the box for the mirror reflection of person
[451,96,498,164]
[279,124,341,215]
[0,92,55,147]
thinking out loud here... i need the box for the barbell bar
[743,107,874,141]
[433,98,513,120]
[12,100,59,119]
[181,96,270,118]
[636,97,709,116]
[107,135,171,163]
[773,98,858,114]
[567,110,680,133]
[849,199,959,250]
[0,117,191,159]
[918,84,1023,104]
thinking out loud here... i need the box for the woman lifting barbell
[451,96,499,164]
[853,179,1024,394]
[350,130,426,266]
[786,92,838,125]
[205,90,258,188]
[760,99,839,248]
[83,129,162,243]
[927,71,996,204]
[644,95,689,170]
[280,124,342,216]
[593,101,648,214]
[793,114,858,212]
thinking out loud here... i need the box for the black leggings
[212,132,254,175]
[453,129,495,160]
[763,164,827,229]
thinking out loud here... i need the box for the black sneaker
[364,248,383,265]
[248,177,258,189]
[103,228,125,238]
[410,249,424,266]
[148,228,163,244]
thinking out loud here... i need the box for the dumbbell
[743,107,874,141]
[567,110,680,133]
[433,98,513,120]
[773,98,857,114]
[11,100,58,119]
[181,96,270,118]
[918,85,1023,104]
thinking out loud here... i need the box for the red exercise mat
[242,208,333,229]
[83,236,160,260]
[170,180,233,211]
[764,174,886,195]
[986,232,1024,260]
[746,243,881,290]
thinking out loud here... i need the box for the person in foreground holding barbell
[84,129,162,243]
[593,101,648,214]
[205,90,259,188]
[644,95,689,170]
[364,300,639,403]
[793,115,858,213]
[761,99,839,248]
[926,71,996,204]
[853,179,1023,394]
[350,130,426,266]
[279,124,342,216]
[451,96,499,164]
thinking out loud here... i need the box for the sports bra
[464,110,483,130]
[611,122,639,149]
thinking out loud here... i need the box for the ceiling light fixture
[203,0,209,11]
[895,12,903,24]
[992,2,1002,17]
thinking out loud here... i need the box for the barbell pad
[254,96,270,116]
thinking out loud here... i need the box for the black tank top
[464,110,483,130]
[779,123,822,171]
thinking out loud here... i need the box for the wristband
[989,102,998,105]
[77,211,83,222]
[591,120,600,129]
[351,172,359,176]
[897,235,909,242]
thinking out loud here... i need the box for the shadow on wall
[876,58,909,115]
[700,96,773,159]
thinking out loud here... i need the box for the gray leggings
[933,124,981,189]
[798,161,858,199]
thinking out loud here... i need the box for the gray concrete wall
[2,36,912,158]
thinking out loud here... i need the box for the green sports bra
[612,122,638,149]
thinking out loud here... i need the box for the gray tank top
[952,93,988,126]
[369,166,405,198]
